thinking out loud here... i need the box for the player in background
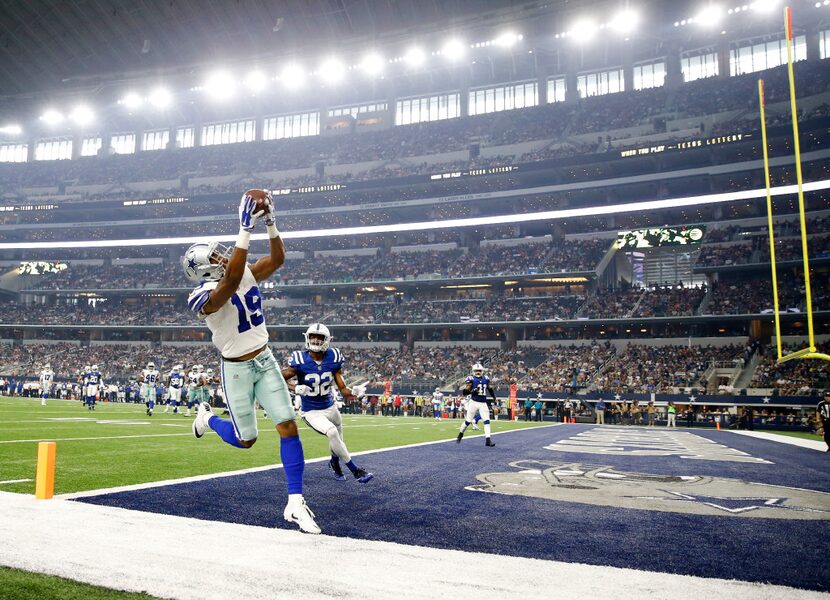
[85,364,104,411]
[185,365,202,417]
[140,361,161,416]
[187,190,319,534]
[457,363,497,447]
[39,363,54,406]
[164,364,185,414]
[282,324,372,484]
[59,381,68,400]
[79,365,90,406]
[432,387,443,419]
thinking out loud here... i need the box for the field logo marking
[466,460,830,520]
[545,427,773,464]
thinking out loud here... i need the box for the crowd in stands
[520,342,616,392]
[591,344,744,394]
[21,239,610,290]
[632,284,707,318]
[2,59,829,204]
[1,338,824,398]
[750,342,830,395]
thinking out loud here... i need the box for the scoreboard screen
[616,225,706,249]
[18,261,68,275]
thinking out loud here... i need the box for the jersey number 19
[230,286,264,333]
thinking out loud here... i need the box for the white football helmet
[84,365,90,372]
[435,387,440,392]
[472,363,485,377]
[44,363,51,370]
[174,364,183,372]
[196,364,204,373]
[206,368,214,376]
[147,362,155,370]
[304,323,331,353]
[182,241,232,283]
[91,364,99,371]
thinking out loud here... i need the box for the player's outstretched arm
[334,371,365,399]
[280,366,297,382]
[251,194,285,282]
[203,195,257,314]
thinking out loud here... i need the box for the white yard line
[58,423,561,499]
[0,433,194,444]
[730,430,827,452]
[0,490,818,600]
[0,478,33,485]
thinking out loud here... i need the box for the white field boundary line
[0,418,547,442]
[0,490,820,600]
[58,423,561,500]
[730,429,827,452]
[0,479,33,485]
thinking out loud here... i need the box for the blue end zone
[75,425,830,591]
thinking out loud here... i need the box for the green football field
[0,396,548,495]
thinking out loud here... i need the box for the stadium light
[0,124,22,135]
[69,105,95,126]
[404,46,426,67]
[495,31,520,47]
[204,71,236,101]
[120,92,143,109]
[695,4,724,26]
[244,70,268,93]
[148,87,172,109]
[751,0,779,12]
[609,10,639,33]
[569,18,598,42]
[318,57,345,84]
[359,52,385,76]
[39,109,64,125]
[279,63,306,90]
[441,38,467,61]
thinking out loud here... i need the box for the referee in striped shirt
[817,390,830,452]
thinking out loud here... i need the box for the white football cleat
[283,496,321,534]
[192,402,213,438]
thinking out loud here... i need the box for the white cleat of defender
[283,496,321,534]
[192,402,213,438]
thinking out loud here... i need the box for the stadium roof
[0,0,558,99]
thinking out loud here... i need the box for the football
[243,188,272,215]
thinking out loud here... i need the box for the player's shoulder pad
[465,375,474,383]
[289,350,306,367]
[187,281,216,314]
[329,347,344,366]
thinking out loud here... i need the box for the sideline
[730,429,827,452]
[0,488,818,600]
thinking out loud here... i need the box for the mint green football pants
[219,347,294,441]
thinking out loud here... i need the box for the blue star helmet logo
[187,258,197,270]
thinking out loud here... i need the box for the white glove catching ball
[294,384,313,396]
[351,384,367,399]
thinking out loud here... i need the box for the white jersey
[188,265,268,359]
[40,370,54,388]
[432,392,443,407]
[141,369,161,387]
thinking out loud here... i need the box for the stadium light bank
[3,178,829,250]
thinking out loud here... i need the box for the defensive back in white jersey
[188,265,268,359]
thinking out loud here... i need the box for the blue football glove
[239,193,266,232]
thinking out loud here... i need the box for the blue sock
[208,415,244,448]
[280,434,305,495]
[345,460,358,473]
[148,400,155,411]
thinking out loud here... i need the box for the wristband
[267,223,280,239]
[236,228,251,250]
